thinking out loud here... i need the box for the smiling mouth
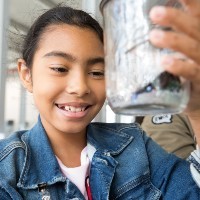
[55,104,90,112]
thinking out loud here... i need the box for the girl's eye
[89,71,105,79]
[50,67,68,73]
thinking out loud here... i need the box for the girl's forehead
[38,24,102,48]
[42,24,100,39]
[35,24,104,58]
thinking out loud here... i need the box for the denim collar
[87,123,134,155]
[17,117,65,189]
[17,117,134,189]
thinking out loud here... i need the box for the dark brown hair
[22,6,103,68]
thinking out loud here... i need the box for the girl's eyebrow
[43,51,77,62]
[43,50,104,65]
[86,57,104,66]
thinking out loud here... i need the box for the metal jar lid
[100,0,181,13]
[99,0,111,13]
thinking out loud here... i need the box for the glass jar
[100,0,190,115]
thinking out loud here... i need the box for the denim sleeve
[0,182,23,200]
[188,149,200,187]
[0,189,12,200]
[142,130,200,198]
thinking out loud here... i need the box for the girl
[1,1,200,199]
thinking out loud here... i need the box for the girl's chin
[56,123,88,135]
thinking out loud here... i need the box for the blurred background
[0,0,134,138]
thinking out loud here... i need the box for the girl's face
[20,24,105,136]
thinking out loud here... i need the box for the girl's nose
[66,72,90,97]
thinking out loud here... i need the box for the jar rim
[99,0,111,13]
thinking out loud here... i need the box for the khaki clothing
[141,114,196,159]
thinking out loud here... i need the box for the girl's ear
[18,59,33,93]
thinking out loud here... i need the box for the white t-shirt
[56,146,90,199]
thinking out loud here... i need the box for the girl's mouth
[55,103,91,119]
[55,104,90,113]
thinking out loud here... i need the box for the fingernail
[150,30,164,41]
[161,57,174,67]
[150,6,167,19]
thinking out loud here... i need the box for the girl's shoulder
[0,130,27,161]
[0,130,28,188]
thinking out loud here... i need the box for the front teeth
[64,106,86,112]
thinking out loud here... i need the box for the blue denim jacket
[0,118,199,199]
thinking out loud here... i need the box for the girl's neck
[45,128,87,167]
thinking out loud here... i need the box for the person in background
[141,114,196,159]
[0,0,200,199]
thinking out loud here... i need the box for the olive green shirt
[141,114,196,159]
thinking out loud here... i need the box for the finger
[161,56,200,83]
[179,0,200,17]
[149,29,200,64]
[149,6,200,41]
